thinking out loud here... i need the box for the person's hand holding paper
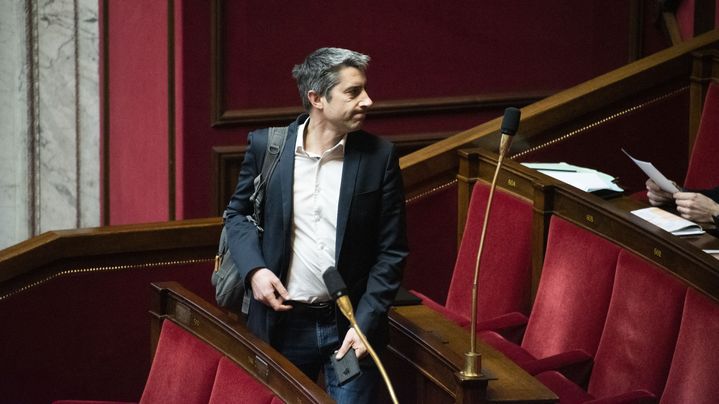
[622,149,681,193]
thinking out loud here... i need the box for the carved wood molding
[209,0,548,127]
[399,31,719,198]
[211,131,454,215]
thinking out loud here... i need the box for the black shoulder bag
[211,127,288,314]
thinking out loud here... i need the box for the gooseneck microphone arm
[462,107,521,379]
[323,268,399,404]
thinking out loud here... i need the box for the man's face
[318,66,373,133]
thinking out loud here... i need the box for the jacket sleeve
[697,186,719,203]
[224,130,269,279]
[354,145,409,338]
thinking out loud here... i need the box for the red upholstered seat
[209,357,282,404]
[139,320,223,404]
[684,82,719,189]
[479,216,620,382]
[54,321,288,404]
[412,182,533,340]
[536,250,686,403]
[660,288,719,404]
[53,401,135,404]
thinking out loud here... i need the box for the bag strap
[222,126,288,226]
[248,126,288,229]
[259,126,288,191]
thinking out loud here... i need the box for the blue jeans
[275,309,380,404]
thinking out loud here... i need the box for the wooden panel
[386,305,557,403]
[400,31,719,199]
[209,0,628,126]
[211,132,455,215]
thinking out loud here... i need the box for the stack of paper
[521,162,623,193]
[631,207,705,236]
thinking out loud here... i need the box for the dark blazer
[225,114,408,348]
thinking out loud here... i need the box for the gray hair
[292,47,370,111]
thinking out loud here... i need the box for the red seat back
[209,357,281,404]
[139,321,221,404]
[660,288,719,404]
[588,250,686,399]
[521,216,620,359]
[684,82,719,189]
[445,182,533,322]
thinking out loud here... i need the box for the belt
[286,300,336,323]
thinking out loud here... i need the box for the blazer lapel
[279,120,300,236]
[335,133,361,261]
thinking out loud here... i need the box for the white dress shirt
[285,120,346,302]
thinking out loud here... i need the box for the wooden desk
[385,304,557,404]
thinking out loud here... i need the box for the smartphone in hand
[330,349,361,385]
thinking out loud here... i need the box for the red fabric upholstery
[660,288,719,404]
[684,82,719,189]
[536,371,594,403]
[208,357,280,404]
[448,183,533,320]
[411,289,471,326]
[139,321,222,404]
[56,322,289,404]
[587,250,686,400]
[53,401,135,404]
[413,183,533,338]
[536,370,658,404]
[522,217,620,361]
[479,216,620,382]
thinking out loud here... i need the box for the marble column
[0,0,99,250]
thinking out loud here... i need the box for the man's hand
[249,268,292,311]
[336,327,367,360]
[646,179,675,206]
[673,192,719,223]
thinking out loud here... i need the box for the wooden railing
[399,29,719,200]
[0,217,221,301]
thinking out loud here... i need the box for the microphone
[323,267,355,325]
[462,107,521,380]
[322,268,398,404]
[498,106,520,158]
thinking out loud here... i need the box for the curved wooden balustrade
[0,217,221,301]
[150,281,334,403]
[399,29,719,200]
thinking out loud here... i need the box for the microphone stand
[335,298,399,404]
[461,110,518,379]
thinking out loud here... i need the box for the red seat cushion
[139,321,222,404]
[522,217,620,361]
[480,216,619,382]
[447,183,533,322]
[660,288,719,404]
[588,250,685,399]
[536,370,593,404]
[208,357,280,404]
[536,371,657,404]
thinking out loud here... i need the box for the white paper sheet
[622,149,681,193]
[522,162,623,193]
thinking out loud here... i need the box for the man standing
[225,47,408,403]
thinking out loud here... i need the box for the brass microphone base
[459,351,483,379]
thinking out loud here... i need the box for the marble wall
[0,0,99,250]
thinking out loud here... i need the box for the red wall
[106,1,170,225]
[103,0,669,225]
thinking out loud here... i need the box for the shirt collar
[294,119,347,157]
